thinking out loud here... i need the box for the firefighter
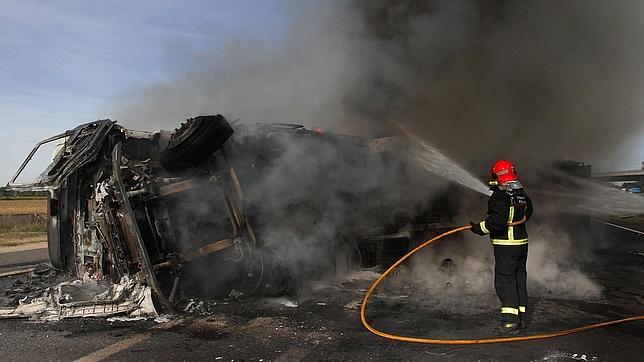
[469,159,534,335]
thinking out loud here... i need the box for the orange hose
[360,221,644,344]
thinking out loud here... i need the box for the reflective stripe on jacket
[478,187,533,246]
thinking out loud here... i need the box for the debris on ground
[261,297,298,308]
[343,299,362,310]
[154,314,176,323]
[106,316,148,322]
[180,298,219,316]
[0,275,157,320]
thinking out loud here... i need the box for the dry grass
[0,198,48,247]
[0,217,46,233]
[0,198,47,215]
[0,232,47,247]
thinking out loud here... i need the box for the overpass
[592,162,644,185]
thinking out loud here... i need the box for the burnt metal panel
[111,142,174,312]
[7,120,115,191]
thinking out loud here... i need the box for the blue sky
[0,0,289,183]
[1,1,642,184]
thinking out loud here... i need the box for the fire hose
[360,216,644,344]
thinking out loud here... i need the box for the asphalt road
[0,247,49,271]
[0,221,642,361]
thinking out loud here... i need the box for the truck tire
[357,233,410,269]
[47,196,63,269]
[160,115,233,172]
[48,174,77,271]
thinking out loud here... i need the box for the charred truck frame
[9,117,282,312]
[8,116,435,314]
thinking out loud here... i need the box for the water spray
[409,138,491,196]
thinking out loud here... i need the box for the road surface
[0,222,642,361]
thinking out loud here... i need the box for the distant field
[0,198,47,247]
[0,198,47,215]
[0,232,47,247]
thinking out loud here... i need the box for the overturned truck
[7,116,439,316]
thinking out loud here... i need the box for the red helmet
[490,159,518,184]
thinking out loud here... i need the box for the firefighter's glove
[469,221,486,236]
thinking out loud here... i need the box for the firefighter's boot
[493,322,519,336]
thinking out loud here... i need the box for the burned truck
[7,116,442,315]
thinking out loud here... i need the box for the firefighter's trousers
[493,245,528,323]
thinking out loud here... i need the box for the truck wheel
[47,196,63,269]
[160,115,233,172]
[48,174,77,271]
[357,233,410,269]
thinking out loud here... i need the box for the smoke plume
[112,0,644,172]
[106,1,644,300]
[352,0,644,172]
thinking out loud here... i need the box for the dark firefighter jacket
[476,187,534,249]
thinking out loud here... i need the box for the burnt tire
[48,174,77,271]
[47,196,63,269]
[357,234,410,269]
[160,115,233,172]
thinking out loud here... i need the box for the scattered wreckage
[3,115,454,319]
